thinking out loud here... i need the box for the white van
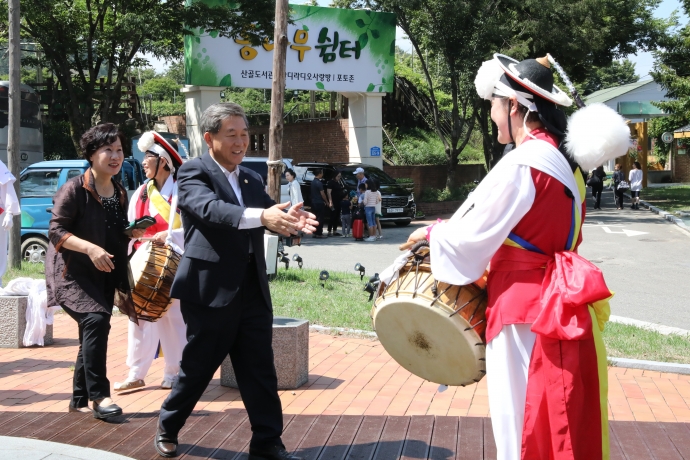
[240,157,293,204]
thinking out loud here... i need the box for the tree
[650,0,690,164]
[582,59,639,96]
[141,77,182,102]
[165,60,186,85]
[0,0,276,152]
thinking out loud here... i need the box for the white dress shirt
[211,158,265,229]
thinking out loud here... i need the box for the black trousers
[312,203,325,236]
[591,185,603,208]
[615,188,625,209]
[62,306,112,408]
[159,258,283,448]
[328,202,342,233]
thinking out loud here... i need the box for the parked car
[240,157,293,204]
[293,162,416,226]
[19,158,144,263]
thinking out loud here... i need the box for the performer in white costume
[114,132,187,391]
[0,160,20,282]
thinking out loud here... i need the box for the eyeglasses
[143,153,159,160]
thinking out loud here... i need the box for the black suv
[293,162,416,226]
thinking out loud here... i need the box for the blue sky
[147,0,688,80]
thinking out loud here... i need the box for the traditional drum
[129,241,181,322]
[371,244,487,386]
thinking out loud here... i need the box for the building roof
[675,124,690,133]
[584,79,654,104]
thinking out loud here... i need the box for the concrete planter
[221,317,309,390]
[0,296,54,348]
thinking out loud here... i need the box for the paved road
[286,188,690,329]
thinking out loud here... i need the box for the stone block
[221,317,309,390]
[0,296,54,348]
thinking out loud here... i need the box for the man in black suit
[154,103,317,458]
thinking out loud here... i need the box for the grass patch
[602,322,690,364]
[2,262,45,287]
[270,268,374,331]
[419,184,475,203]
[638,185,690,213]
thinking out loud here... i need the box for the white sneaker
[365,236,377,242]
[377,235,383,239]
[342,234,348,238]
[160,378,176,390]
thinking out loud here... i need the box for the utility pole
[7,0,21,269]
[267,0,288,203]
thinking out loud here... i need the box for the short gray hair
[200,102,249,134]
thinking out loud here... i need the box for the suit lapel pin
[244,179,248,183]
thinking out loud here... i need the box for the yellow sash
[147,180,181,229]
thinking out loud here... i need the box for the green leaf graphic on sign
[209,30,219,38]
[382,77,386,84]
[303,25,309,31]
[389,39,395,56]
[379,86,382,92]
[366,83,375,92]
[355,19,366,28]
[195,37,201,44]
[365,10,371,16]
[219,74,232,87]
[359,32,369,49]
[316,82,325,90]
[371,29,380,39]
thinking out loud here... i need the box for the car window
[20,169,61,197]
[363,167,397,184]
[66,169,82,180]
[242,160,290,186]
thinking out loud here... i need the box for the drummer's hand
[87,245,115,272]
[151,231,168,244]
[131,229,146,239]
[407,227,427,245]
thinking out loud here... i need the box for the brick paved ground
[1,314,690,424]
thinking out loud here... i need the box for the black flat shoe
[249,444,302,460]
[92,400,123,419]
[154,427,178,458]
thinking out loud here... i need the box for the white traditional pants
[126,300,187,382]
[0,225,8,284]
[486,324,537,460]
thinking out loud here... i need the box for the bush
[419,184,475,203]
[384,127,485,166]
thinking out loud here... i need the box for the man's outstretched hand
[261,202,318,236]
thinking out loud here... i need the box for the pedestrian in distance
[285,168,303,210]
[369,178,384,239]
[361,181,381,242]
[310,169,328,238]
[629,161,643,209]
[587,165,606,209]
[340,193,352,237]
[46,123,145,419]
[154,102,317,458]
[612,163,626,209]
[327,171,344,236]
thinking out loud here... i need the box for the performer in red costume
[406,54,630,460]
[114,131,186,392]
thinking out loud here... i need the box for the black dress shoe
[92,400,123,419]
[154,428,178,458]
[249,444,302,460]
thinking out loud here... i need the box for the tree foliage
[0,0,275,152]
[651,0,690,137]
[582,59,640,96]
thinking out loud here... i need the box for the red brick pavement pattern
[2,314,690,423]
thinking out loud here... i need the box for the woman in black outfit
[589,166,606,209]
[46,124,144,419]
[326,171,344,236]
[612,163,625,210]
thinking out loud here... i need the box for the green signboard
[185,4,396,92]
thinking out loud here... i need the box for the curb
[628,194,690,235]
[608,357,690,375]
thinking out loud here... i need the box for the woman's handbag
[617,180,630,190]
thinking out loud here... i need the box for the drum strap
[147,180,181,229]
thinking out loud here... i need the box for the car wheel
[21,237,48,264]
[395,220,412,227]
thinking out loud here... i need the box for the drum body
[372,249,487,386]
[129,241,181,322]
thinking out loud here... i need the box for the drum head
[129,240,152,279]
[373,296,485,386]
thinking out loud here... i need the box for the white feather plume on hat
[474,58,505,101]
[565,103,631,172]
[137,131,156,153]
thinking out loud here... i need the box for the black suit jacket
[170,153,275,308]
